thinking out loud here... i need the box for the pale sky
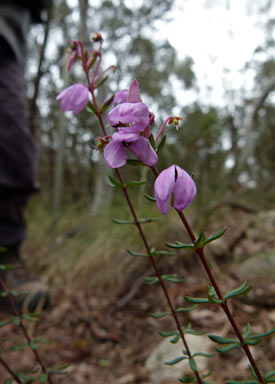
[155,0,270,107]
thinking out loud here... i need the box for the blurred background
[3,0,275,382]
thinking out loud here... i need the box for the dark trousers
[0,38,37,248]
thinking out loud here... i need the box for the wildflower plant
[56,34,275,384]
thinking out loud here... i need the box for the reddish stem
[0,354,22,383]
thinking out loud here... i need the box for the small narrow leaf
[87,101,97,114]
[216,343,239,353]
[127,249,147,257]
[112,218,134,225]
[192,352,213,358]
[204,227,227,245]
[244,339,261,346]
[48,363,70,373]
[164,356,188,365]
[156,134,166,155]
[243,323,252,339]
[39,373,48,383]
[144,193,156,202]
[162,274,184,283]
[154,250,176,256]
[149,311,171,319]
[207,286,223,304]
[138,217,160,224]
[149,133,156,150]
[144,276,159,284]
[158,330,178,338]
[201,371,212,379]
[195,232,205,249]
[165,241,194,249]
[224,281,252,300]
[226,381,257,384]
[248,365,257,379]
[246,328,275,340]
[100,94,114,114]
[94,75,109,89]
[0,264,14,271]
[184,329,207,336]
[208,335,239,345]
[179,378,196,383]
[0,319,13,327]
[108,175,123,188]
[126,180,147,187]
[184,296,208,304]
[189,357,198,372]
[170,334,181,344]
[176,305,198,313]
[265,371,275,380]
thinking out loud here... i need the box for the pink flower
[107,102,149,133]
[56,84,89,115]
[154,165,196,215]
[104,131,157,168]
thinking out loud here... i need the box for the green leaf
[244,339,261,346]
[100,94,114,114]
[165,241,194,249]
[0,247,8,253]
[179,378,196,383]
[126,180,147,188]
[162,274,184,283]
[108,175,123,188]
[189,357,198,372]
[164,356,188,365]
[86,101,97,114]
[226,381,257,384]
[21,313,40,321]
[126,159,143,166]
[158,330,178,338]
[243,323,252,339]
[0,319,13,327]
[144,276,159,284]
[170,334,181,344]
[149,133,156,150]
[94,75,109,89]
[11,316,21,326]
[224,281,252,300]
[246,328,275,341]
[184,329,207,336]
[112,218,134,225]
[176,305,198,313]
[0,264,14,271]
[184,296,208,304]
[152,250,176,256]
[192,352,213,358]
[201,371,212,379]
[30,341,37,350]
[195,232,205,249]
[156,135,166,155]
[39,373,48,383]
[138,217,160,224]
[48,363,70,373]
[248,365,257,379]
[144,193,156,202]
[127,249,147,257]
[4,378,13,384]
[208,335,239,345]
[11,343,27,351]
[207,286,223,304]
[149,311,171,319]
[204,227,227,245]
[266,371,275,380]
[216,343,239,353]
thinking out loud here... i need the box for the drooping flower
[154,165,196,215]
[107,102,149,133]
[56,83,89,114]
[104,131,157,168]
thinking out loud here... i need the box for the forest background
[2,0,275,382]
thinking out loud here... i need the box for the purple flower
[104,131,158,168]
[154,165,196,215]
[107,102,149,133]
[112,90,129,105]
[56,83,89,114]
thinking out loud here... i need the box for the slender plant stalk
[0,275,54,384]
[93,102,204,383]
[0,354,22,384]
[151,165,265,383]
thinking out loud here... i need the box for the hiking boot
[0,247,49,313]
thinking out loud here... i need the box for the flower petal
[173,166,196,211]
[113,131,139,142]
[113,90,129,105]
[130,136,158,166]
[127,79,142,103]
[154,165,176,215]
[104,140,127,168]
[56,84,89,114]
